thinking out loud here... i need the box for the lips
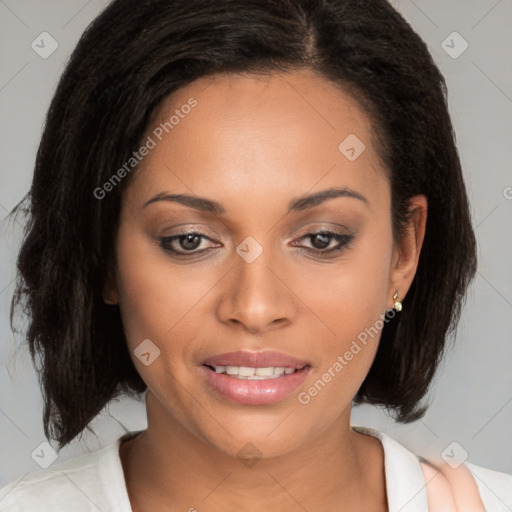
[202,350,310,369]
[200,350,311,405]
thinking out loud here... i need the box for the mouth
[203,364,307,380]
[199,350,311,405]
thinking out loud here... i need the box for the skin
[107,68,427,511]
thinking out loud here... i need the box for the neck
[120,394,387,512]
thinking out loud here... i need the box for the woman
[1,0,510,510]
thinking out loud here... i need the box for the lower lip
[199,365,311,405]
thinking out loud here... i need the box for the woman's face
[110,68,426,458]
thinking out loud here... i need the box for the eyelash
[159,230,355,258]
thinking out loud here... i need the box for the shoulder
[420,458,512,511]
[352,425,512,511]
[0,435,133,512]
[466,461,512,510]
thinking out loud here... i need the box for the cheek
[299,223,393,343]
[113,227,208,405]
[296,223,393,405]
[114,225,205,350]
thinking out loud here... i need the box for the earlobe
[103,294,118,305]
[392,291,402,312]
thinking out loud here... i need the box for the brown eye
[160,232,218,255]
[177,234,202,251]
[309,232,332,250]
[291,230,355,256]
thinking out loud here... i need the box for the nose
[215,246,297,335]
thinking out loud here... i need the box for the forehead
[127,68,388,214]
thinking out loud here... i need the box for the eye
[159,232,220,255]
[159,229,355,259]
[291,230,355,256]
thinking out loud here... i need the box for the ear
[387,195,428,308]
[102,266,119,305]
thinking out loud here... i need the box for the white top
[1,426,511,511]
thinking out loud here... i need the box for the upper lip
[202,351,310,369]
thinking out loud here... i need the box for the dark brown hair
[10,0,477,449]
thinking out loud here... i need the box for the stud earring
[393,292,402,312]
[104,295,117,305]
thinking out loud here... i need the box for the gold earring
[393,292,402,312]
[104,295,116,305]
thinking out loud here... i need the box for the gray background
[1,0,511,487]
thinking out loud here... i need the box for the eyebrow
[142,186,369,213]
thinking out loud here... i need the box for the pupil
[181,234,201,250]
[312,233,330,249]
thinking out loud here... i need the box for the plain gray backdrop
[1,0,511,487]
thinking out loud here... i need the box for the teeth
[211,365,298,379]
[238,366,255,377]
[255,367,274,377]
